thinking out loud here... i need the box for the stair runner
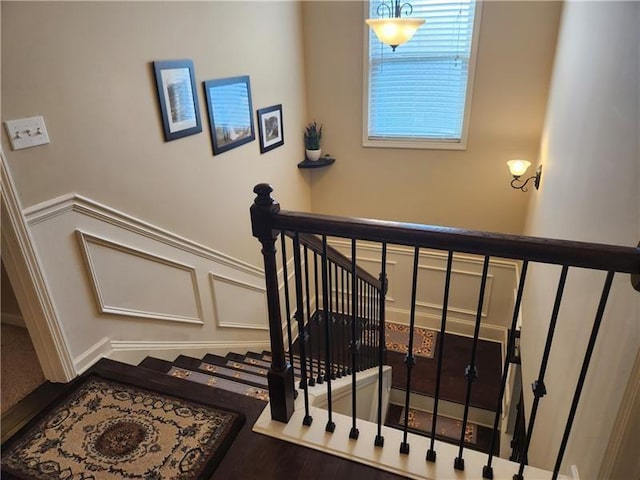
[139,351,307,403]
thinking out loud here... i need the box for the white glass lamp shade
[366,18,425,49]
[507,159,531,178]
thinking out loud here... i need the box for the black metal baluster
[375,242,388,447]
[345,272,354,375]
[292,233,312,426]
[400,246,420,454]
[363,281,369,369]
[334,262,342,378]
[426,251,454,462]
[349,239,360,439]
[340,268,349,377]
[321,236,336,432]
[363,280,368,370]
[368,284,376,368]
[344,269,350,376]
[314,253,323,385]
[454,255,490,471]
[303,245,314,388]
[365,281,370,369]
[306,252,317,387]
[280,233,295,373]
[326,259,336,381]
[552,271,615,480]
[482,260,529,477]
[514,265,569,480]
[371,285,376,366]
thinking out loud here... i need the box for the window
[364,0,481,149]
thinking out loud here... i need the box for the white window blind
[367,0,478,144]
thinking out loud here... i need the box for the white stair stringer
[253,375,566,480]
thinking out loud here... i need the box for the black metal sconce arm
[511,165,542,192]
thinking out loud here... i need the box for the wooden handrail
[273,211,640,275]
[250,183,640,425]
[287,232,382,290]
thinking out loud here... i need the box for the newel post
[250,184,295,422]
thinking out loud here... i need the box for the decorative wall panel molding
[21,193,276,376]
[77,231,204,324]
[415,264,494,319]
[328,238,518,338]
[209,273,269,330]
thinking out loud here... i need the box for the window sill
[362,137,468,151]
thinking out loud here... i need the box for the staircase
[139,350,277,402]
[134,344,498,454]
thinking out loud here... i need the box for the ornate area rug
[385,322,438,359]
[399,407,477,444]
[1,375,244,479]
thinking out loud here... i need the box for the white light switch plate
[4,116,50,150]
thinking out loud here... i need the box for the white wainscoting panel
[22,194,272,375]
[210,273,268,330]
[77,231,204,324]
[328,239,518,342]
[416,265,494,319]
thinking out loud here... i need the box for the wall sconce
[366,1,425,51]
[507,160,542,192]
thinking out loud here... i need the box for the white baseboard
[108,339,271,366]
[74,337,112,374]
[570,465,580,480]
[385,309,506,344]
[1,312,26,328]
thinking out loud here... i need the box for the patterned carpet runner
[398,407,477,444]
[385,322,438,359]
[1,375,244,479]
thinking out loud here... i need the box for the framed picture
[257,104,284,154]
[152,59,202,141]
[203,75,255,155]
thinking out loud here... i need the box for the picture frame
[152,59,202,141]
[203,75,255,155]
[257,104,284,154]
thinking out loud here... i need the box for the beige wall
[301,1,561,234]
[2,1,311,268]
[521,1,639,477]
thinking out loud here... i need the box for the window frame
[362,0,483,151]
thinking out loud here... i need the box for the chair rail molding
[24,193,263,278]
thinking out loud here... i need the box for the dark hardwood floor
[386,332,502,411]
[298,315,503,411]
[2,358,407,480]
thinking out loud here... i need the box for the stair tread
[138,356,172,373]
[173,355,268,388]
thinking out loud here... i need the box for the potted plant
[304,121,323,161]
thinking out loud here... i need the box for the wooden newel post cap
[251,183,280,240]
[253,183,275,206]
